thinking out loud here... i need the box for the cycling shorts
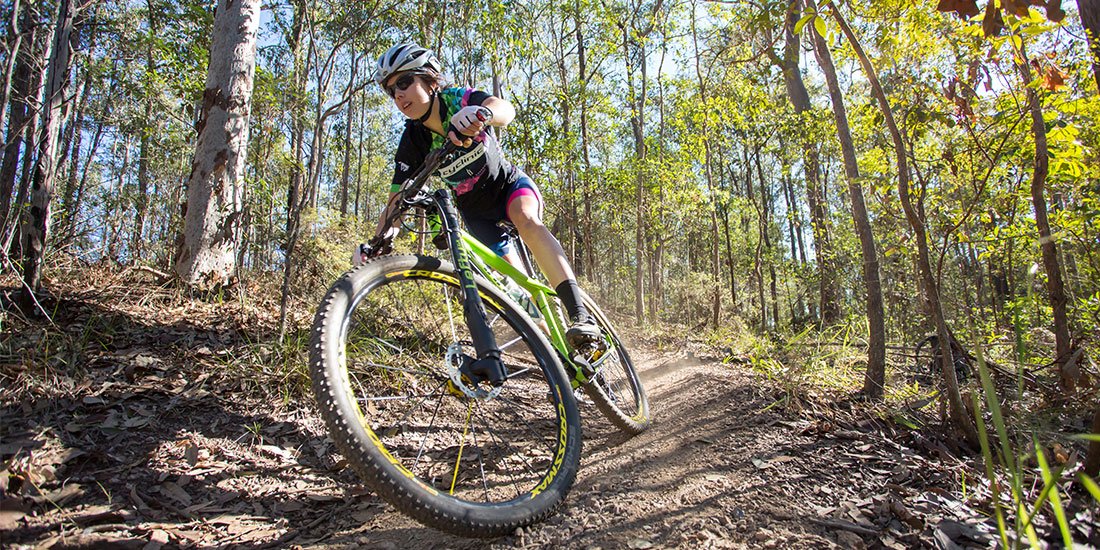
[460,174,543,257]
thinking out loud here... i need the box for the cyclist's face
[387,72,431,119]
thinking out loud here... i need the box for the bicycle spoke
[472,399,544,499]
[493,394,559,457]
[449,401,474,495]
[328,264,575,506]
[387,378,452,437]
[414,384,448,471]
[498,335,523,352]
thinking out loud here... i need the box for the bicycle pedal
[571,354,597,380]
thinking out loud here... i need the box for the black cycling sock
[555,280,590,322]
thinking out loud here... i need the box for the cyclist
[361,43,599,348]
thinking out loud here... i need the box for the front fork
[433,189,507,387]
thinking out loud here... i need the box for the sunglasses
[385,73,417,97]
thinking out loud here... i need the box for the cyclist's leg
[505,176,600,346]
[460,208,528,273]
[504,179,570,287]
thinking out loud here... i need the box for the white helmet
[373,43,442,86]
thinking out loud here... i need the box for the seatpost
[433,188,507,386]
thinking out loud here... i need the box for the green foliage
[44,0,1098,421]
[969,345,1094,548]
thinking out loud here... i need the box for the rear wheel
[577,292,651,434]
[310,254,582,537]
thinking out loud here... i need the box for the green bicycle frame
[424,213,590,385]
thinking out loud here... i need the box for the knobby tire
[310,254,582,538]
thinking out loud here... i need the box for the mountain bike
[309,142,650,537]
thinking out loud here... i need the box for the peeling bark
[173,0,261,288]
[19,0,75,311]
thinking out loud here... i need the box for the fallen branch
[805,516,880,536]
[121,264,173,284]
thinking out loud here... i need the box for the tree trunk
[172,0,261,287]
[60,67,89,212]
[832,6,977,444]
[691,1,722,329]
[133,4,159,263]
[109,136,131,262]
[1079,0,1100,92]
[576,6,595,284]
[754,147,777,331]
[11,22,50,258]
[354,82,365,218]
[771,0,838,324]
[782,174,797,262]
[745,147,766,332]
[0,0,24,135]
[339,52,357,217]
[19,0,74,309]
[66,107,105,244]
[719,190,738,311]
[622,21,647,321]
[134,97,153,262]
[555,18,578,278]
[0,3,38,254]
[1085,404,1100,477]
[1015,40,1076,391]
[279,0,308,338]
[808,0,887,400]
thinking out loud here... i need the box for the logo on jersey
[438,142,485,179]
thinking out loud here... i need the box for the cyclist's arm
[378,127,421,238]
[480,96,515,127]
[374,191,402,238]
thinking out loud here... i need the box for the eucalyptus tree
[1011,21,1077,391]
[829,4,978,443]
[762,0,839,326]
[276,0,397,336]
[1,0,25,136]
[21,0,76,311]
[801,0,886,399]
[689,0,727,329]
[173,0,262,287]
[0,0,43,257]
[612,0,667,321]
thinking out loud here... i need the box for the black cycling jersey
[390,87,521,215]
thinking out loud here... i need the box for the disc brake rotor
[445,342,502,401]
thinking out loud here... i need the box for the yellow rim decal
[531,385,570,497]
[390,270,504,310]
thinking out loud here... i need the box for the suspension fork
[432,189,507,387]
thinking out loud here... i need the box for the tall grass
[970,337,1092,548]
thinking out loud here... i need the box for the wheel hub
[445,342,502,401]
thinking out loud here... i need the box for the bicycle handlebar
[363,141,461,258]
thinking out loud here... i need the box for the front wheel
[310,254,582,537]
[578,292,651,434]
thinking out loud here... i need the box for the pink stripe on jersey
[455,176,479,195]
[461,88,473,107]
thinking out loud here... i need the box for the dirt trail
[332,352,891,550]
[3,331,995,550]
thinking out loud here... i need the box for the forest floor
[1,268,1096,549]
